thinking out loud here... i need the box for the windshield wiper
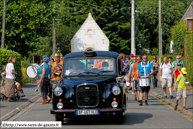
[97,71,113,75]
[78,72,98,76]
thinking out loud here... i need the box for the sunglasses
[143,58,147,59]
[177,58,180,59]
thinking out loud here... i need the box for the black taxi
[50,51,127,123]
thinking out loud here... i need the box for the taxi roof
[63,51,119,60]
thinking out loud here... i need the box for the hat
[181,67,187,74]
[126,56,130,59]
[43,57,50,62]
[130,54,134,57]
[43,56,46,58]
[54,53,60,57]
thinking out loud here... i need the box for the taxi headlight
[111,101,118,108]
[112,86,121,95]
[54,87,63,96]
[57,102,63,109]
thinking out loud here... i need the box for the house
[71,12,109,52]
[182,0,193,31]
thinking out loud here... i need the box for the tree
[135,0,186,54]
[56,0,131,54]
[56,24,78,56]
[0,0,53,56]
[171,20,187,55]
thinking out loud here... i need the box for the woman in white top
[5,56,18,102]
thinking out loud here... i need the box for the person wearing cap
[130,54,134,64]
[151,56,159,88]
[173,67,190,110]
[37,57,52,104]
[174,63,182,90]
[52,53,63,80]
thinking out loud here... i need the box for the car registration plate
[76,110,99,115]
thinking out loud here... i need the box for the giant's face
[55,56,60,62]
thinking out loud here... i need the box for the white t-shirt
[6,63,16,79]
[160,62,174,78]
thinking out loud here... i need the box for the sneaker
[139,100,143,106]
[183,106,188,110]
[174,105,178,110]
[164,95,167,98]
[145,100,148,106]
[134,97,137,101]
[170,95,173,99]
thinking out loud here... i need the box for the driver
[66,60,81,75]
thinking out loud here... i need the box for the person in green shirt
[173,55,185,69]
[173,67,190,110]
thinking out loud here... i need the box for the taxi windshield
[64,58,116,76]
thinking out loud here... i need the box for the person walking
[173,55,185,69]
[151,56,159,88]
[37,57,52,104]
[130,54,134,64]
[132,55,142,102]
[127,56,137,100]
[158,57,175,99]
[174,63,182,90]
[5,56,18,102]
[137,55,154,106]
[169,57,175,87]
[122,54,130,86]
[173,67,190,110]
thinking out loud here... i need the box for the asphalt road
[11,91,193,129]
[0,83,39,117]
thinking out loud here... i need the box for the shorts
[140,86,150,93]
[161,78,172,88]
[134,80,141,91]
[176,89,187,100]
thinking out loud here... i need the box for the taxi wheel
[55,114,63,122]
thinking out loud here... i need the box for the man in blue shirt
[122,55,130,83]
[137,55,154,106]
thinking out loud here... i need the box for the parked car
[50,51,127,123]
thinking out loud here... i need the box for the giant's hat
[54,53,60,57]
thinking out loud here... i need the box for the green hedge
[0,49,22,83]
[185,32,193,86]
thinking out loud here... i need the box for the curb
[150,90,193,116]
[0,93,41,124]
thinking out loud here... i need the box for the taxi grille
[77,84,98,107]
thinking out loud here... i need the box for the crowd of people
[1,52,190,111]
[121,54,190,110]
[0,53,63,104]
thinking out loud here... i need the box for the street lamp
[52,18,62,57]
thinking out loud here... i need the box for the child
[15,81,25,97]
[1,66,6,86]
[174,63,181,90]
[173,67,190,110]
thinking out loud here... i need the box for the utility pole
[131,0,136,55]
[53,17,56,56]
[159,0,162,64]
[1,0,6,49]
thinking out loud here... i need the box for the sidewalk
[0,83,40,117]
[150,81,193,114]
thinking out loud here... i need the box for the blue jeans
[152,72,158,87]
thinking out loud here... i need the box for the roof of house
[182,1,193,21]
